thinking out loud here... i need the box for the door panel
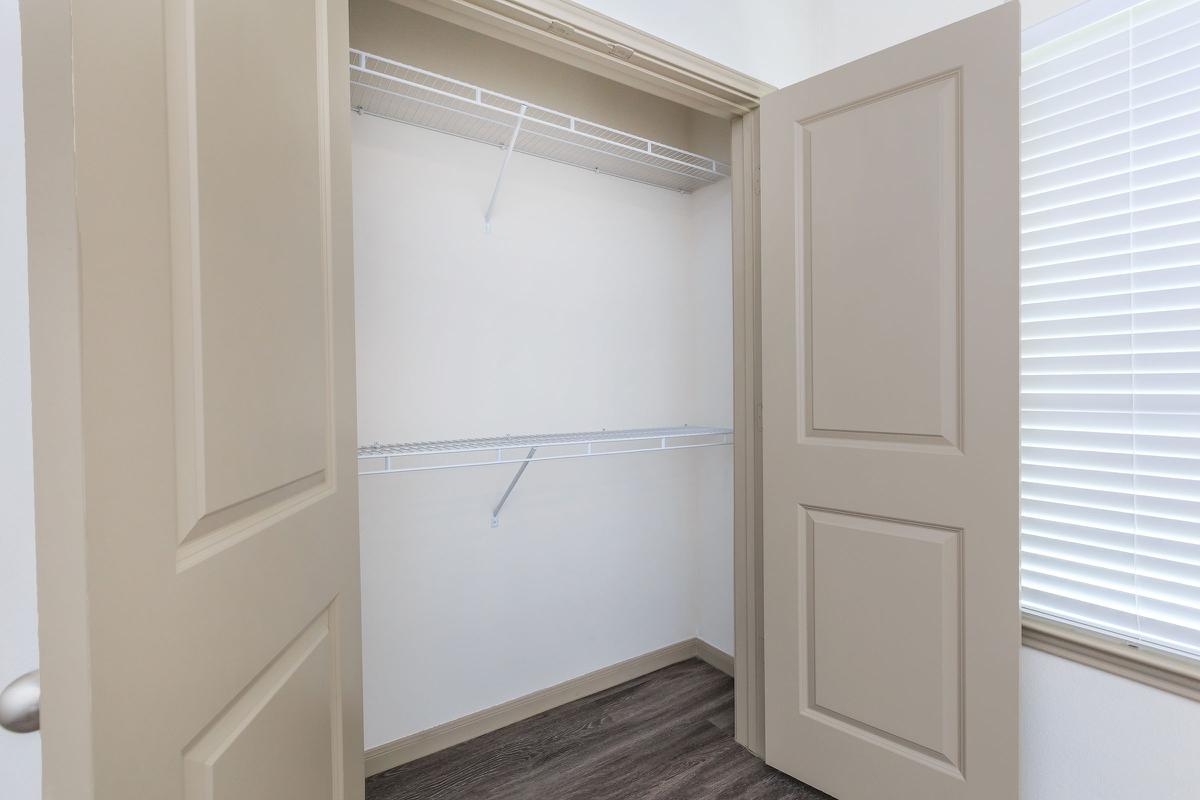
[760,5,1018,799]
[184,0,329,518]
[167,0,339,563]
[807,508,961,766]
[804,74,959,445]
[183,607,340,800]
[24,0,363,796]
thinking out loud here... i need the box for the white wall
[352,112,733,749]
[553,0,809,88]
[0,0,40,795]
[580,0,1080,88]
[1021,648,1200,800]
[575,1,1200,798]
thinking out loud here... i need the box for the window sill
[1022,613,1200,703]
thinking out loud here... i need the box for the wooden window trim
[1023,613,1200,703]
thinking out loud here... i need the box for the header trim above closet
[387,0,776,117]
[351,49,731,193]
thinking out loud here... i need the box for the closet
[16,0,1039,795]
[347,0,738,774]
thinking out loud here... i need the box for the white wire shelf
[360,425,732,527]
[358,425,733,476]
[349,49,731,194]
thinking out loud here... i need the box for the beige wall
[349,0,730,162]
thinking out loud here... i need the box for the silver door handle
[0,670,39,733]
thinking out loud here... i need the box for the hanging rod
[358,426,733,526]
[358,426,732,475]
[349,49,731,194]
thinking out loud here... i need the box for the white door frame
[731,107,765,756]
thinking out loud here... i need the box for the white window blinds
[1021,0,1200,659]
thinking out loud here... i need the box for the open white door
[22,0,363,797]
[760,4,1019,799]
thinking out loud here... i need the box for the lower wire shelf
[357,425,733,527]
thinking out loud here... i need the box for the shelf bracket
[484,104,528,233]
[492,447,537,527]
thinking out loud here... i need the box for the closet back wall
[352,105,732,749]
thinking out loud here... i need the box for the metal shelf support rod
[484,103,528,232]
[492,447,537,528]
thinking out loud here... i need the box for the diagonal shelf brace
[484,103,528,232]
[492,447,537,528]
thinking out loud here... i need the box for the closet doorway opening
[344,0,769,780]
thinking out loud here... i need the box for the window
[1021,0,1200,660]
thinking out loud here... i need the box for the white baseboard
[695,637,735,677]
[364,637,734,778]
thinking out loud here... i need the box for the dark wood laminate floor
[366,658,833,800]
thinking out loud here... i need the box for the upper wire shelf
[349,49,731,194]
